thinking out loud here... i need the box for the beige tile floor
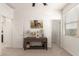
[1,44,72,56]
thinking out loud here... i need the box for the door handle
[1,34,3,43]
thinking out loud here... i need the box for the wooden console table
[23,37,47,50]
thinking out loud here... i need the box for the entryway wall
[12,5,62,48]
[0,3,62,49]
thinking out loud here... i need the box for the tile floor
[1,44,72,56]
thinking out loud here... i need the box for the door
[0,15,12,55]
[0,16,12,53]
[1,17,12,48]
[0,16,5,55]
[52,20,61,47]
[4,18,12,48]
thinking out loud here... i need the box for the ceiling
[7,3,67,10]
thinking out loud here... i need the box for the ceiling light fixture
[32,3,47,7]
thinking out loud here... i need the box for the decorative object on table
[23,30,31,38]
[26,42,30,48]
[30,31,36,37]
[31,20,43,28]
[36,31,39,38]
[39,29,44,37]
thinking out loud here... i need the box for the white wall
[12,6,61,48]
[62,4,79,56]
[0,4,14,19]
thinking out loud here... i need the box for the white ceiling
[7,3,67,10]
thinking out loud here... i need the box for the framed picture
[31,20,43,28]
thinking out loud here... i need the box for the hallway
[0,3,79,56]
[1,44,71,56]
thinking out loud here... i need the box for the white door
[0,16,12,51]
[0,16,4,55]
[0,16,12,55]
[4,18,12,48]
[52,20,61,46]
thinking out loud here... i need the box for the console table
[23,37,47,50]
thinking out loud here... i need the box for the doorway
[52,20,61,47]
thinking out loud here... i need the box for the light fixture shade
[32,3,35,7]
[43,3,47,6]
[32,3,47,7]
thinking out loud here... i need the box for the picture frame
[31,20,43,28]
